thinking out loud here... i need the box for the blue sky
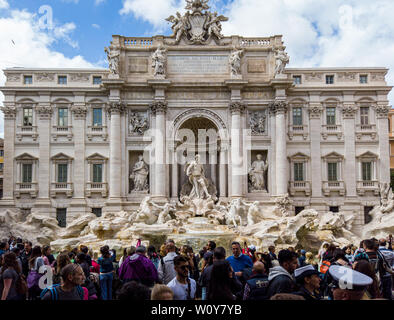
[1,0,394,138]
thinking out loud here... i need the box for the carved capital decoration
[36,104,53,120]
[341,104,357,119]
[374,104,390,119]
[150,101,168,115]
[308,103,323,119]
[0,105,17,120]
[71,104,88,119]
[268,101,287,115]
[106,101,126,118]
[229,101,246,114]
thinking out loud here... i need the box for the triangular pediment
[356,151,378,159]
[288,152,310,160]
[86,153,108,161]
[322,151,344,159]
[15,153,38,161]
[51,152,73,160]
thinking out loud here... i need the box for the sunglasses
[179,265,190,270]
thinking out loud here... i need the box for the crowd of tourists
[0,234,393,301]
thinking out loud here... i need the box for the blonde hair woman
[151,284,174,300]
[305,252,318,270]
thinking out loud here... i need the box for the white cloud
[119,0,185,32]
[0,9,95,138]
[0,0,9,9]
[92,23,100,29]
[95,0,106,5]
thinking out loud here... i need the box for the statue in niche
[186,154,211,200]
[129,112,149,135]
[130,155,149,192]
[274,48,290,76]
[229,49,244,77]
[249,154,269,192]
[250,112,266,135]
[104,47,120,75]
[151,46,167,77]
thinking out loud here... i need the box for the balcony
[321,125,343,141]
[356,181,379,196]
[355,124,377,140]
[85,182,108,197]
[52,126,73,142]
[50,182,73,198]
[288,125,308,140]
[322,181,345,196]
[87,125,108,142]
[16,126,38,142]
[289,181,311,196]
[14,182,38,198]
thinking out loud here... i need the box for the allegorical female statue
[130,155,149,192]
[249,154,269,192]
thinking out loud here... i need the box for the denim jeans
[381,275,393,300]
[100,273,113,300]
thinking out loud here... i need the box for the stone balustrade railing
[239,37,271,47]
[123,37,155,47]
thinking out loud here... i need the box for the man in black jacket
[20,241,32,277]
[266,249,298,299]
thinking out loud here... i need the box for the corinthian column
[150,101,168,200]
[270,101,288,195]
[229,101,246,198]
[0,104,16,204]
[70,102,88,214]
[342,103,358,197]
[376,104,391,183]
[107,102,125,205]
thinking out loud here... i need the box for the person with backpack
[97,246,116,300]
[0,252,26,300]
[364,239,394,300]
[158,240,178,285]
[118,246,158,288]
[27,246,45,300]
[243,261,269,300]
[41,264,87,300]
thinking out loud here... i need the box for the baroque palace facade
[0,0,392,229]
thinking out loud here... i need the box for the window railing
[86,182,108,197]
[356,180,379,196]
[289,181,311,196]
[356,124,376,132]
[87,126,108,141]
[15,182,38,198]
[50,182,73,198]
[322,181,345,196]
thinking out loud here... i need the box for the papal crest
[166,0,228,45]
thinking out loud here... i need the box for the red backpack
[320,260,331,274]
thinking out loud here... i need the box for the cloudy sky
[1,0,394,138]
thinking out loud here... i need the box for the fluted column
[36,103,53,208]
[270,101,288,195]
[70,102,87,213]
[150,101,168,199]
[219,144,228,198]
[107,102,125,201]
[308,103,323,198]
[229,101,246,198]
[0,104,16,203]
[376,104,391,183]
[342,104,358,197]
[171,143,178,199]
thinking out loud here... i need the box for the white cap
[328,265,373,291]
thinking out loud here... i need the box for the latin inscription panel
[168,55,228,74]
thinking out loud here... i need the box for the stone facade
[0,1,392,230]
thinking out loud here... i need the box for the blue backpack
[40,284,84,300]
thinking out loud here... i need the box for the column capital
[71,103,88,120]
[0,103,17,120]
[149,100,168,115]
[106,101,126,118]
[229,101,246,114]
[308,103,323,119]
[374,104,390,119]
[36,104,53,120]
[269,101,288,115]
[341,103,357,119]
